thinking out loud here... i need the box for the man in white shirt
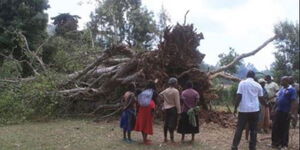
[231,71,265,150]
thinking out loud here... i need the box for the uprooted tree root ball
[57,23,276,126]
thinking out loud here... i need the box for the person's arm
[258,86,267,106]
[259,96,267,107]
[234,82,243,114]
[196,92,200,106]
[234,94,242,114]
[174,90,181,114]
[290,89,298,122]
[123,94,134,110]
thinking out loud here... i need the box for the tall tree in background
[271,21,299,81]
[0,0,49,77]
[126,7,157,49]
[218,47,243,74]
[158,5,171,42]
[88,0,157,50]
[51,13,81,36]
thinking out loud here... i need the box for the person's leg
[263,106,270,133]
[169,129,175,142]
[164,109,169,142]
[181,134,185,142]
[191,133,195,142]
[142,132,146,143]
[248,112,259,150]
[127,131,132,141]
[271,112,281,147]
[123,130,127,140]
[245,127,249,141]
[281,113,290,147]
[231,112,248,150]
[164,125,168,142]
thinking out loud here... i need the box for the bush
[0,72,66,124]
[213,83,238,106]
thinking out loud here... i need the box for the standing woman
[177,81,200,143]
[134,81,157,145]
[120,83,137,142]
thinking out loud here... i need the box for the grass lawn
[0,119,299,150]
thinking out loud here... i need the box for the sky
[46,0,299,71]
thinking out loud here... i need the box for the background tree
[88,0,157,49]
[158,5,171,42]
[271,21,299,81]
[126,7,157,49]
[51,13,81,36]
[217,47,243,74]
[0,0,49,77]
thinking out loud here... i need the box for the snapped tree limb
[209,35,277,76]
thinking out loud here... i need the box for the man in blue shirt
[271,76,298,149]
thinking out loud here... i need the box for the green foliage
[51,13,81,36]
[0,0,49,77]
[88,0,158,49]
[42,30,99,73]
[0,72,66,124]
[272,21,299,82]
[212,81,238,105]
[0,59,22,78]
[218,47,243,74]
[126,7,158,49]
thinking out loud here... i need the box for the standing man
[159,77,181,143]
[271,76,298,149]
[264,75,280,125]
[257,78,269,133]
[231,70,265,150]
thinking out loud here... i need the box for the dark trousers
[232,111,259,150]
[271,111,290,147]
[164,107,178,131]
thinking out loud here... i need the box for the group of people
[118,70,299,149]
[231,71,299,150]
[119,78,200,145]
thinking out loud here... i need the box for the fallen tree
[57,23,276,121]
[1,23,276,126]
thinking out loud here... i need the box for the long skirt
[177,112,199,134]
[134,100,155,135]
[164,107,178,131]
[120,109,136,132]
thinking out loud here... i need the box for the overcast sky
[47,0,299,71]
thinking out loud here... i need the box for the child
[134,81,157,145]
[120,84,136,142]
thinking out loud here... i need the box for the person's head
[265,75,272,83]
[127,83,135,92]
[258,78,266,87]
[280,76,289,88]
[168,77,178,87]
[146,81,156,90]
[287,76,294,85]
[135,89,142,96]
[186,81,193,89]
[246,70,255,79]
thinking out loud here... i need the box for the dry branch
[209,71,241,82]
[209,35,277,75]
[19,32,47,72]
[67,45,135,83]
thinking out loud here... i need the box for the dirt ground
[0,119,299,150]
